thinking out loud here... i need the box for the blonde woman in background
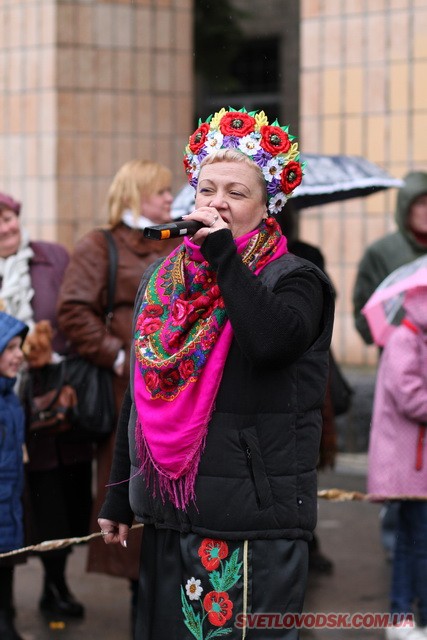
[57,160,179,634]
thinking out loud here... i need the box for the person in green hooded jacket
[353,171,427,345]
[353,170,427,563]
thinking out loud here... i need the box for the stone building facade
[0,0,426,365]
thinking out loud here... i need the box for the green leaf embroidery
[208,569,222,591]
[205,628,233,639]
[181,586,203,640]
[209,548,242,592]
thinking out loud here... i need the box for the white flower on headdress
[262,157,282,182]
[188,153,202,178]
[238,134,261,156]
[269,191,288,215]
[205,130,224,154]
[185,577,203,601]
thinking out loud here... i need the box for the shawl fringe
[135,417,207,510]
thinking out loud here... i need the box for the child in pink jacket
[368,288,427,640]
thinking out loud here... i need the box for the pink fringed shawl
[133,218,287,509]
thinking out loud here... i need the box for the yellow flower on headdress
[287,142,300,161]
[210,108,228,130]
[254,111,269,132]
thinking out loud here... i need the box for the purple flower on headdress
[190,176,198,189]
[197,147,209,162]
[253,148,273,168]
[267,177,281,196]
[221,136,241,149]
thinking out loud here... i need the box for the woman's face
[140,187,173,224]
[0,209,21,258]
[195,161,267,237]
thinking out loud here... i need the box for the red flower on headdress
[260,125,291,155]
[198,538,229,571]
[189,123,210,153]
[203,591,233,627]
[219,112,256,137]
[281,161,303,194]
[183,156,192,175]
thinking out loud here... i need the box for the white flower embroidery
[185,577,203,601]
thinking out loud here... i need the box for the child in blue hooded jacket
[0,311,28,640]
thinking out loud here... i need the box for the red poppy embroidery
[203,591,234,627]
[219,111,256,137]
[260,125,291,155]
[189,123,210,153]
[198,538,229,571]
[281,161,303,194]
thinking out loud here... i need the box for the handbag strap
[100,229,118,330]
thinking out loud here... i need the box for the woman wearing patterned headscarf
[99,108,335,640]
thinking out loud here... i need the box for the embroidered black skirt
[135,525,308,639]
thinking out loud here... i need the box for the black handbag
[25,357,114,441]
[329,350,353,416]
[23,229,118,442]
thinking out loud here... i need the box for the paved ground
[14,366,388,640]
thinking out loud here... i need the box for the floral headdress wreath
[183,107,305,215]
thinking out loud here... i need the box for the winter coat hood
[395,171,427,247]
[0,311,28,354]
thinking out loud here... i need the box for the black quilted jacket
[100,230,335,541]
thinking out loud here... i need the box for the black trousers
[136,525,308,640]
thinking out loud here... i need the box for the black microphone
[143,220,204,240]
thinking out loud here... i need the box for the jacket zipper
[240,435,261,507]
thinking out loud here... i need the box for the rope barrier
[0,523,144,559]
[0,489,369,559]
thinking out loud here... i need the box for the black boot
[39,581,84,618]
[0,567,23,639]
[39,551,84,619]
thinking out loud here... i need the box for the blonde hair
[198,148,267,202]
[107,160,172,227]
